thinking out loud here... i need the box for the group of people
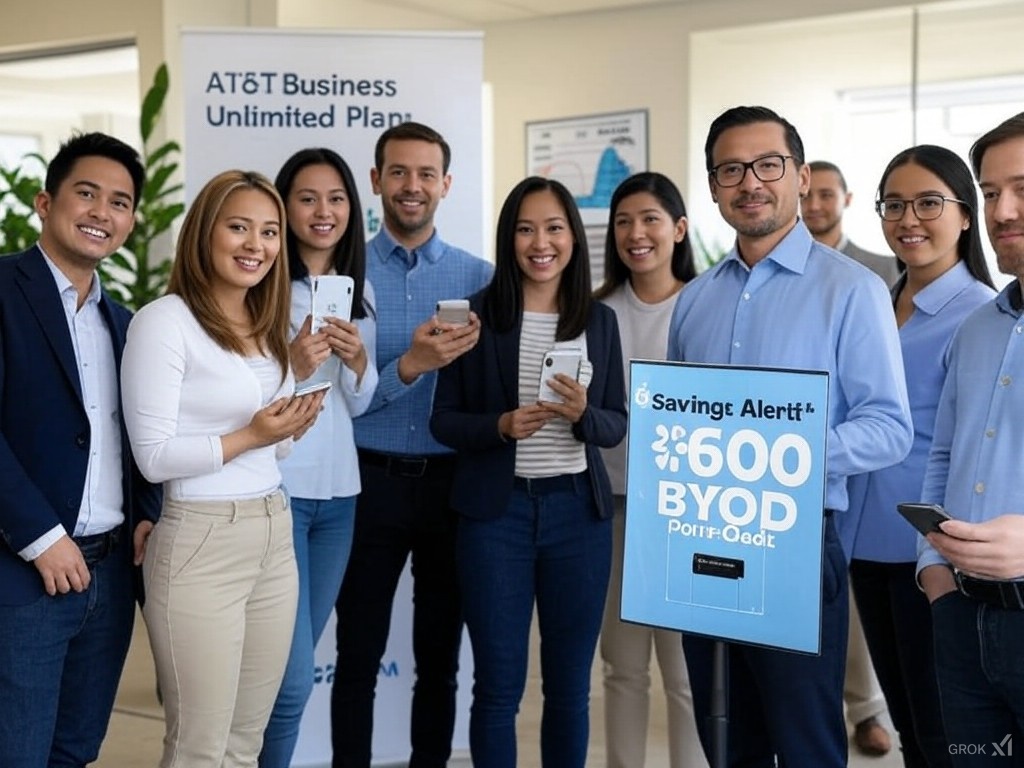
[1,105,1023,768]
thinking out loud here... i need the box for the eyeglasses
[876,194,967,221]
[709,155,794,188]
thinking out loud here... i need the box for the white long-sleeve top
[121,294,294,501]
[279,278,379,499]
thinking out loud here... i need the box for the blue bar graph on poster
[620,361,829,654]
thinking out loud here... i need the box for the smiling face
[880,161,967,283]
[370,138,451,248]
[802,168,850,242]
[208,187,282,302]
[613,190,686,282]
[978,135,1024,282]
[35,154,135,277]
[709,121,809,262]
[285,162,350,262]
[514,188,575,298]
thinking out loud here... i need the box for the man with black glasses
[667,106,912,767]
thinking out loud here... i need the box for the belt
[358,449,452,479]
[73,526,122,568]
[513,471,587,495]
[955,570,1024,610]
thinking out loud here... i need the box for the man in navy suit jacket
[0,132,161,768]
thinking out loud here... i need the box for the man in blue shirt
[919,112,1024,762]
[330,122,492,768]
[667,106,912,767]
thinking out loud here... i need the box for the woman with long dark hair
[844,145,996,768]
[430,176,626,767]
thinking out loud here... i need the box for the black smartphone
[896,502,952,536]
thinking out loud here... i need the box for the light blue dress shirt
[279,278,379,499]
[843,262,995,562]
[667,221,912,513]
[353,227,492,456]
[918,280,1024,575]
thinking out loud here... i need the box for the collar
[370,226,444,266]
[719,220,812,277]
[905,261,977,317]
[997,279,1024,317]
[38,245,102,307]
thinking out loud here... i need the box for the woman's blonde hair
[167,169,291,378]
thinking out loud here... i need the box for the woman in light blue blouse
[259,148,378,768]
[842,145,995,768]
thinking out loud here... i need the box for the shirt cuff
[18,524,67,561]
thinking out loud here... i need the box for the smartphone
[435,299,470,327]
[538,348,583,403]
[293,381,332,399]
[896,502,952,536]
[311,275,354,331]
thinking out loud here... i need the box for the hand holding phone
[897,502,952,536]
[538,348,583,403]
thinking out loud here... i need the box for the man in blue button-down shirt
[918,112,1024,761]
[330,122,492,768]
[667,106,912,768]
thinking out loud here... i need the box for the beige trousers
[600,499,710,768]
[142,491,299,768]
[844,588,888,726]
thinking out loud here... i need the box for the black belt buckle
[73,527,121,568]
[389,455,428,478]
[955,570,1024,610]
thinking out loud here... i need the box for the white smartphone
[435,299,470,326]
[311,275,354,331]
[538,348,583,403]
[293,381,332,399]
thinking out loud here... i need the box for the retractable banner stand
[180,28,484,256]
[180,28,483,767]
[621,361,829,654]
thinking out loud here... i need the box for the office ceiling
[370,0,685,24]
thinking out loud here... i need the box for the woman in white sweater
[121,170,325,768]
[594,172,707,768]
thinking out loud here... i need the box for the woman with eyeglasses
[842,145,996,768]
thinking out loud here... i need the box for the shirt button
[986,428,996,438]
[1001,375,1012,386]
[1016,325,1022,334]
[974,482,985,494]
[743,292,751,300]
[733,341,741,349]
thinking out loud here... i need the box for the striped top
[515,311,588,478]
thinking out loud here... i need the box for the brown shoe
[854,716,892,756]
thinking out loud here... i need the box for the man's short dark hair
[808,160,848,192]
[704,106,805,173]
[373,121,451,174]
[969,111,1024,178]
[44,132,144,210]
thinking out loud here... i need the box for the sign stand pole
[709,640,729,768]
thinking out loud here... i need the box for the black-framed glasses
[709,154,794,187]
[876,194,968,221]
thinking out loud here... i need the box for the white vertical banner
[180,27,482,767]
[180,27,484,257]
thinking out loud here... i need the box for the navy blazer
[430,289,626,521]
[0,247,161,606]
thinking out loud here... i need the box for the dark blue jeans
[683,514,849,768]
[458,473,612,768]
[850,559,951,768]
[0,534,135,768]
[331,454,462,768]
[931,590,1024,767]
